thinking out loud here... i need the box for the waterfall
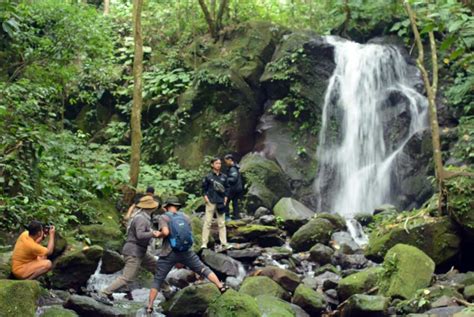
[314,37,428,241]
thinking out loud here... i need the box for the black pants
[225,193,241,219]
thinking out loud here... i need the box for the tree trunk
[198,0,217,39]
[216,0,228,32]
[104,0,110,15]
[129,0,144,191]
[403,1,445,214]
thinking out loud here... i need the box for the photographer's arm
[46,226,55,255]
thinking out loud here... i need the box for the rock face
[50,245,103,291]
[445,174,474,236]
[64,295,126,317]
[258,266,301,292]
[162,283,220,317]
[201,249,242,277]
[41,307,78,317]
[309,243,334,265]
[379,244,435,299]
[207,289,261,317]
[239,276,289,300]
[291,284,327,316]
[256,295,295,317]
[100,249,124,274]
[228,223,285,247]
[341,294,389,317]
[273,197,315,233]
[0,280,41,317]
[240,153,291,213]
[79,224,123,252]
[365,216,460,265]
[290,213,345,252]
[337,267,383,301]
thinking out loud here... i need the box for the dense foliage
[0,0,472,231]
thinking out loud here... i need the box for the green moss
[290,218,336,252]
[0,280,41,317]
[207,289,260,317]
[379,244,435,299]
[239,276,288,300]
[162,283,220,316]
[464,284,474,301]
[345,294,389,314]
[256,295,295,317]
[41,307,78,317]
[79,224,123,252]
[291,284,326,315]
[315,213,347,230]
[337,267,384,301]
[445,171,474,235]
[236,225,280,239]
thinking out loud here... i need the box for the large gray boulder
[162,283,220,317]
[273,197,315,233]
[201,249,242,277]
[64,295,127,317]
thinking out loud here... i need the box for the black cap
[146,186,155,194]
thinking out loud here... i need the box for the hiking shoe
[124,291,134,301]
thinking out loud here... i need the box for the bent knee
[44,260,53,270]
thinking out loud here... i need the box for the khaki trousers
[201,202,227,247]
[103,253,156,294]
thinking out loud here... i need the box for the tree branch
[198,0,217,39]
[429,31,438,95]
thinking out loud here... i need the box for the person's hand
[224,197,228,205]
[49,226,56,236]
[175,263,184,269]
[152,230,161,238]
[204,196,210,204]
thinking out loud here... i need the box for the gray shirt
[122,211,154,257]
[158,212,191,257]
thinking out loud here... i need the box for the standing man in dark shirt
[100,195,160,302]
[224,154,243,220]
[201,157,229,250]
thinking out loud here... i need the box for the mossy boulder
[0,251,12,279]
[309,243,334,265]
[100,249,124,274]
[315,213,347,230]
[445,173,474,236]
[0,280,41,317]
[41,307,78,317]
[240,153,291,213]
[464,284,474,301]
[228,224,284,247]
[162,283,220,316]
[64,294,127,317]
[366,216,460,265]
[207,289,260,317]
[239,276,289,300]
[290,215,341,252]
[273,197,315,233]
[337,267,384,301]
[256,295,295,317]
[291,284,327,316]
[50,245,103,291]
[258,266,301,292]
[341,294,389,317]
[379,244,435,299]
[79,224,123,252]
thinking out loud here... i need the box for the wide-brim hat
[136,195,159,209]
[163,196,182,208]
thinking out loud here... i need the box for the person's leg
[181,251,222,289]
[15,259,53,280]
[147,254,176,311]
[201,202,215,248]
[225,196,231,220]
[141,253,157,274]
[103,256,141,295]
[216,210,228,246]
[232,195,240,219]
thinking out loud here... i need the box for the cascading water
[314,37,428,244]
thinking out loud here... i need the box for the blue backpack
[165,211,193,252]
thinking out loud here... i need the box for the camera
[43,224,52,235]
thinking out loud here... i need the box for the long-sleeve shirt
[202,171,229,204]
[122,211,153,257]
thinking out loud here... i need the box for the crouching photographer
[11,221,55,280]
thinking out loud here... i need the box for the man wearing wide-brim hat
[99,195,160,302]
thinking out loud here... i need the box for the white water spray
[315,37,428,243]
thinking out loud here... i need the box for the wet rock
[379,244,435,299]
[79,224,123,252]
[322,278,339,291]
[354,213,374,226]
[256,295,295,317]
[290,303,311,317]
[50,246,104,291]
[227,247,263,262]
[366,216,461,266]
[255,206,272,218]
[424,306,465,316]
[41,307,78,317]
[207,289,260,316]
[373,204,398,216]
[258,266,301,292]
[313,271,341,290]
[229,224,285,247]
[100,249,124,274]
[0,280,41,317]
[165,268,197,289]
[273,198,315,233]
[240,276,290,300]
[64,295,126,317]
[334,252,369,269]
[291,284,327,316]
[337,267,383,301]
[290,217,337,252]
[265,246,293,261]
[201,249,242,277]
[316,213,347,230]
[446,174,474,236]
[309,243,334,265]
[240,153,291,213]
[162,283,220,316]
[51,232,68,259]
[258,215,277,226]
[341,294,389,317]
[464,284,474,301]
[437,271,474,289]
[331,232,360,254]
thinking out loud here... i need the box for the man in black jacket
[224,154,243,220]
[201,157,229,250]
